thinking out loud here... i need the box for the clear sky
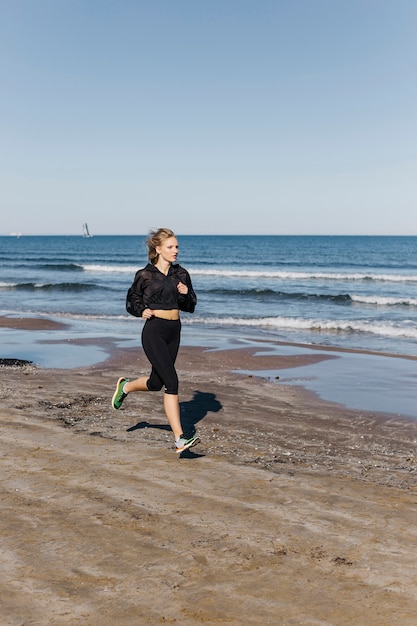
[1,0,416,236]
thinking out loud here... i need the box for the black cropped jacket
[126,263,197,318]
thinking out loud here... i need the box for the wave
[201,288,417,307]
[82,264,138,273]
[0,263,138,274]
[350,295,417,306]
[187,315,417,339]
[60,264,417,285]
[189,268,417,283]
[42,312,130,321]
[0,262,85,271]
[204,288,352,302]
[210,287,282,297]
[3,308,417,343]
[36,263,85,272]
[0,282,98,292]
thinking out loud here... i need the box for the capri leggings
[141,317,181,395]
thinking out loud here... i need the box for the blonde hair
[146,228,176,264]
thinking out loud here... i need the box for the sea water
[1,234,417,356]
[2,235,417,418]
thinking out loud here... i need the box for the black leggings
[141,317,181,395]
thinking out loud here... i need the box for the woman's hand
[142,308,154,319]
[177,281,188,295]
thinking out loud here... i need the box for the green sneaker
[112,377,129,409]
[175,434,200,454]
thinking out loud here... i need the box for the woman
[112,228,199,453]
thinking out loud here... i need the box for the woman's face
[156,236,179,264]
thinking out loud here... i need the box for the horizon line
[2,233,417,238]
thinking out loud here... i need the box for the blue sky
[1,0,416,235]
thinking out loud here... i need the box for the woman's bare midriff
[152,309,180,321]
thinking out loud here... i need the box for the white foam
[351,294,417,306]
[78,264,417,284]
[187,315,417,339]
[82,264,138,273]
[189,268,417,283]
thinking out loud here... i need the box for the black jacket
[126,263,197,318]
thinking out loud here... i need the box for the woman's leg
[113,319,198,450]
[123,377,182,438]
[163,393,182,440]
[141,319,183,438]
[123,376,149,393]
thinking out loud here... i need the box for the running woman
[111,228,199,453]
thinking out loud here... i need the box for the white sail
[82,223,92,238]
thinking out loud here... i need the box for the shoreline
[3,312,417,360]
[1,338,417,623]
[1,314,417,421]
[1,335,416,488]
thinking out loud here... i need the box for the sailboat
[82,223,93,238]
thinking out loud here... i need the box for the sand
[1,321,417,625]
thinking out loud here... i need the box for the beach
[1,318,417,625]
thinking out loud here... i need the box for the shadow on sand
[127,389,222,436]
[126,390,222,457]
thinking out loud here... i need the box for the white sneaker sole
[175,437,200,453]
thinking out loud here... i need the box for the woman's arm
[177,270,197,313]
[126,271,147,317]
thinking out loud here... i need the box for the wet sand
[0,316,68,330]
[1,318,417,624]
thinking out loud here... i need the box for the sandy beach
[1,318,417,625]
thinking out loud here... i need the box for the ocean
[1,234,417,356]
[2,234,417,419]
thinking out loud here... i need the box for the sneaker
[175,434,200,453]
[112,377,129,410]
